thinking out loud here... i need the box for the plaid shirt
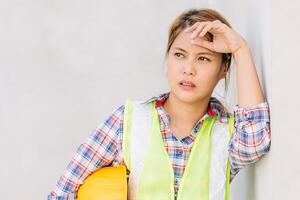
[48,92,271,200]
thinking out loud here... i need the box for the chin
[173,89,204,104]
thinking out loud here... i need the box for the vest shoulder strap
[123,99,153,172]
[225,114,235,200]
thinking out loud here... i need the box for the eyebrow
[174,47,214,56]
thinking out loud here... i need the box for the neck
[163,92,211,128]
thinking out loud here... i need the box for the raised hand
[185,20,247,54]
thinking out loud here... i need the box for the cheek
[166,60,180,78]
[194,64,220,84]
[167,57,179,69]
[166,65,178,84]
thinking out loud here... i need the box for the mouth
[179,80,196,90]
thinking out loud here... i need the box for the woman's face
[166,30,227,104]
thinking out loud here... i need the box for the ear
[218,63,228,80]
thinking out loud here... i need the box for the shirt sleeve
[228,101,271,182]
[47,104,125,200]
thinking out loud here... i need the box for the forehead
[171,30,216,55]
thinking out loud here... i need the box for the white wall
[2,0,294,199]
[254,0,300,199]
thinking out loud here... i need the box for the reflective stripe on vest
[123,99,234,200]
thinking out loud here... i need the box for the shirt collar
[142,91,229,140]
[142,91,225,118]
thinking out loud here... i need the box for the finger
[213,19,222,24]
[184,22,201,33]
[184,21,208,33]
[191,38,214,51]
[190,23,206,39]
[189,22,210,39]
[199,20,226,38]
[199,23,213,37]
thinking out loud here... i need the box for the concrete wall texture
[1,0,299,199]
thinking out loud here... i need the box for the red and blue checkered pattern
[48,92,270,200]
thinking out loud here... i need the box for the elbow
[229,121,271,167]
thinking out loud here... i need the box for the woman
[48,8,271,200]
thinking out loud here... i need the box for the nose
[183,60,196,76]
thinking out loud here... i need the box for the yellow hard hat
[77,165,127,200]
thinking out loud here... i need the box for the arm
[47,105,125,200]
[229,34,270,181]
[234,42,265,107]
[185,20,271,181]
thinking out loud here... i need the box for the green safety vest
[123,99,234,200]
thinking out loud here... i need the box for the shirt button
[177,150,183,156]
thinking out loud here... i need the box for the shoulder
[113,104,125,116]
[95,104,125,131]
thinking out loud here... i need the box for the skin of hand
[185,20,247,54]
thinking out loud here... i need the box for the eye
[198,56,211,62]
[174,52,184,58]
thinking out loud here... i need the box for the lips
[179,80,196,87]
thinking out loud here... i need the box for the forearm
[234,42,265,108]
